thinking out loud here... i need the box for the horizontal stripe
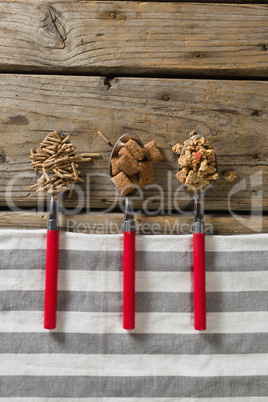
[1,270,267,292]
[1,230,268,252]
[1,311,267,334]
[1,290,266,312]
[0,376,266,398]
[1,248,267,272]
[0,333,266,355]
[1,399,268,402]
[1,353,267,376]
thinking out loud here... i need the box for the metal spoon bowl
[177,133,218,232]
[178,133,218,196]
[109,132,148,197]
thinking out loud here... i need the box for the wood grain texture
[0,211,266,235]
[0,1,267,77]
[0,74,267,212]
[153,1,268,3]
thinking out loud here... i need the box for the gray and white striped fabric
[0,229,267,400]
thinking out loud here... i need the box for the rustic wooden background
[0,0,267,234]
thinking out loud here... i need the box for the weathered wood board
[0,211,266,235]
[0,1,267,76]
[0,74,267,212]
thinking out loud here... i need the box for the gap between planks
[0,211,266,235]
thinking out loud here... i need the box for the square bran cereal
[138,161,154,187]
[118,147,140,176]
[129,174,140,187]
[111,171,136,196]
[111,157,121,175]
[124,139,147,161]
[144,140,164,164]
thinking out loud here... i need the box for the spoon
[109,133,147,330]
[177,134,218,331]
[36,132,71,329]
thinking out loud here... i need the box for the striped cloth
[0,229,267,400]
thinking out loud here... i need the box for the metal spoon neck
[48,194,58,230]
[125,197,135,232]
[194,193,204,233]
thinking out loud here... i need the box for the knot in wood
[0,153,6,164]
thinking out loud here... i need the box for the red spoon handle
[44,230,59,330]
[193,232,206,330]
[123,231,135,330]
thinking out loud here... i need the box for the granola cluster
[173,133,219,191]
[223,170,238,182]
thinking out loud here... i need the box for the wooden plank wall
[0,0,267,234]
